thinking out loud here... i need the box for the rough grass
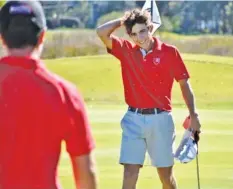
[43,29,233,58]
[159,32,233,57]
[1,29,232,58]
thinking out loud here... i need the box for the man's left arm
[171,47,201,133]
[61,84,97,189]
[179,79,201,133]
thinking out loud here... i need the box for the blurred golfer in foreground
[0,1,97,189]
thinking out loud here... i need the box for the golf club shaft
[196,154,201,189]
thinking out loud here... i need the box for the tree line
[1,1,233,34]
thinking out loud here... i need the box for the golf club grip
[194,131,200,143]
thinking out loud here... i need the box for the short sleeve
[62,85,95,156]
[107,35,128,60]
[172,47,190,82]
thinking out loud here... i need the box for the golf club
[195,132,201,189]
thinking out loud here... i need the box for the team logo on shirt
[153,57,161,65]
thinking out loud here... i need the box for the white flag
[142,0,161,34]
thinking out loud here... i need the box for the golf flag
[142,0,161,34]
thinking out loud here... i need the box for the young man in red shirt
[0,1,97,189]
[97,9,201,189]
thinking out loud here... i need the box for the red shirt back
[0,56,94,189]
[108,36,190,111]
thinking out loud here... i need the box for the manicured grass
[45,54,233,109]
[42,54,233,188]
[57,106,233,189]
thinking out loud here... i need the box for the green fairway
[43,54,233,188]
[57,106,233,189]
[45,54,233,109]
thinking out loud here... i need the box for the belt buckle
[140,108,148,114]
[145,108,157,114]
[140,108,155,114]
[131,107,159,114]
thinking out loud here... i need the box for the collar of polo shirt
[138,37,162,58]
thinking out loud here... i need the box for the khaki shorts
[120,110,176,167]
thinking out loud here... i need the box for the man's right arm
[96,18,124,49]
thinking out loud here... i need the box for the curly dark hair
[124,9,151,35]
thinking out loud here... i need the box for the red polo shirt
[0,56,94,189]
[108,36,190,111]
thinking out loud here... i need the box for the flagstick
[151,0,153,19]
[151,0,156,35]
